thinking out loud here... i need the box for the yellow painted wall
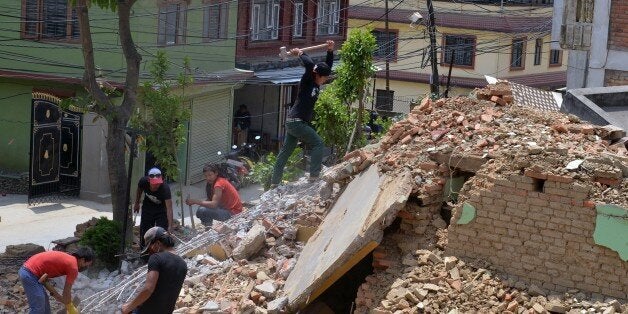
[349,2,566,110]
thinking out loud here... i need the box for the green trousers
[271,121,324,185]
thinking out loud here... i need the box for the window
[372,30,398,60]
[534,38,543,65]
[510,38,526,69]
[442,35,475,67]
[158,2,187,45]
[317,0,339,35]
[22,0,80,41]
[251,0,279,40]
[549,49,562,66]
[203,0,229,40]
[375,89,394,112]
[293,2,304,38]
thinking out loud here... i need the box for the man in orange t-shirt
[186,163,243,226]
[19,247,94,313]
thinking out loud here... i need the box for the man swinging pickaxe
[278,43,329,61]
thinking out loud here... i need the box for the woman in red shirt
[19,247,94,313]
[186,164,243,226]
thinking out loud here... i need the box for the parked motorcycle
[217,150,249,190]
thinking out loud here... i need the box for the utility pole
[426,0,439,97]
[385,0,390,92]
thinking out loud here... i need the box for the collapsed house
[1,83,626,313]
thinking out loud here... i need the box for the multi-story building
[348,0,567,114]
[551,0,628,88]
[0,0,244,200]
[231,0,348,151]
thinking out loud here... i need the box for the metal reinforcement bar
[82,181,324,312]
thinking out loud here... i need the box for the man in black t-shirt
[121,226,187,314]
[134,168,173,249]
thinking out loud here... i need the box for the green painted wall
[0,1,236,80]
[593,204,628,261]
[0,82,32,171]
[0,0,237,173]
[457,203,476,224]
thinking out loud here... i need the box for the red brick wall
[608,0,628,50]
[605,69,628,86]
[447,172,628,300]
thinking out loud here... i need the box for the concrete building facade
[552,0,628,88]
[348,0,567,114]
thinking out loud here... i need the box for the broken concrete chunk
[232,223,266,261]
[544,302,567,313]
[449,267,461,280]
[443,256,458,270]
[565,159,584,171]
[422,283,442,292]
[254,280,277,298]
[201,300,220,311]
[266,296,288,314]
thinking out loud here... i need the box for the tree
[130,51,192,220]
[74,0,141,224]
[131,51,192,180]
[314,29,377,157]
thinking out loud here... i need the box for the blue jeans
[271,121,324,185]
[196,207,232,226]
[19,266,51,314]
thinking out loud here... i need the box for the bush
[248,147,305,190]
[79,217,122,269]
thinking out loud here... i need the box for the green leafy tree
[314,29,376,158]
[130,51,192,180]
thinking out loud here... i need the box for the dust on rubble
[1,82,625,313]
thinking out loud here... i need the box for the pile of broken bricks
[355,237,626,314]
[2,82,626,313]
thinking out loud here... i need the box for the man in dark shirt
[121,226,187,314]
[134,168,173,249]
[271,40,335,186]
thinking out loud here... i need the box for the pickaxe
[38,273,80,314]
[278,43,328,61]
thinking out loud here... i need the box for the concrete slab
[284,166,413,310]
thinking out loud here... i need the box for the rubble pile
[343,82,627,208]
[2,83,626,313]
[355,238,626,314]
[76,178,339,313]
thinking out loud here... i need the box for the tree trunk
[76,0,141,223]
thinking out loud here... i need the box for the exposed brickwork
[609,0,628,50]
[447,172,628,300]
[605,69,628,86]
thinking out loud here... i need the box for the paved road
[0,194,113,253]
[0,182,264,253]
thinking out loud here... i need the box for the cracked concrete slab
[284,165,413,310]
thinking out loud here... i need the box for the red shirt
[214,177,243,215]
[24,251,79,285]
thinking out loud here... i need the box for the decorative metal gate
[28,93,82,204]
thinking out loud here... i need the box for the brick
[527,197,549,207]
[546,174,574,183]
[594,177,622,186]
[417,162,439,171]
[524,169,547,180]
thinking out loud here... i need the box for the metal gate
[28,93,82,204]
